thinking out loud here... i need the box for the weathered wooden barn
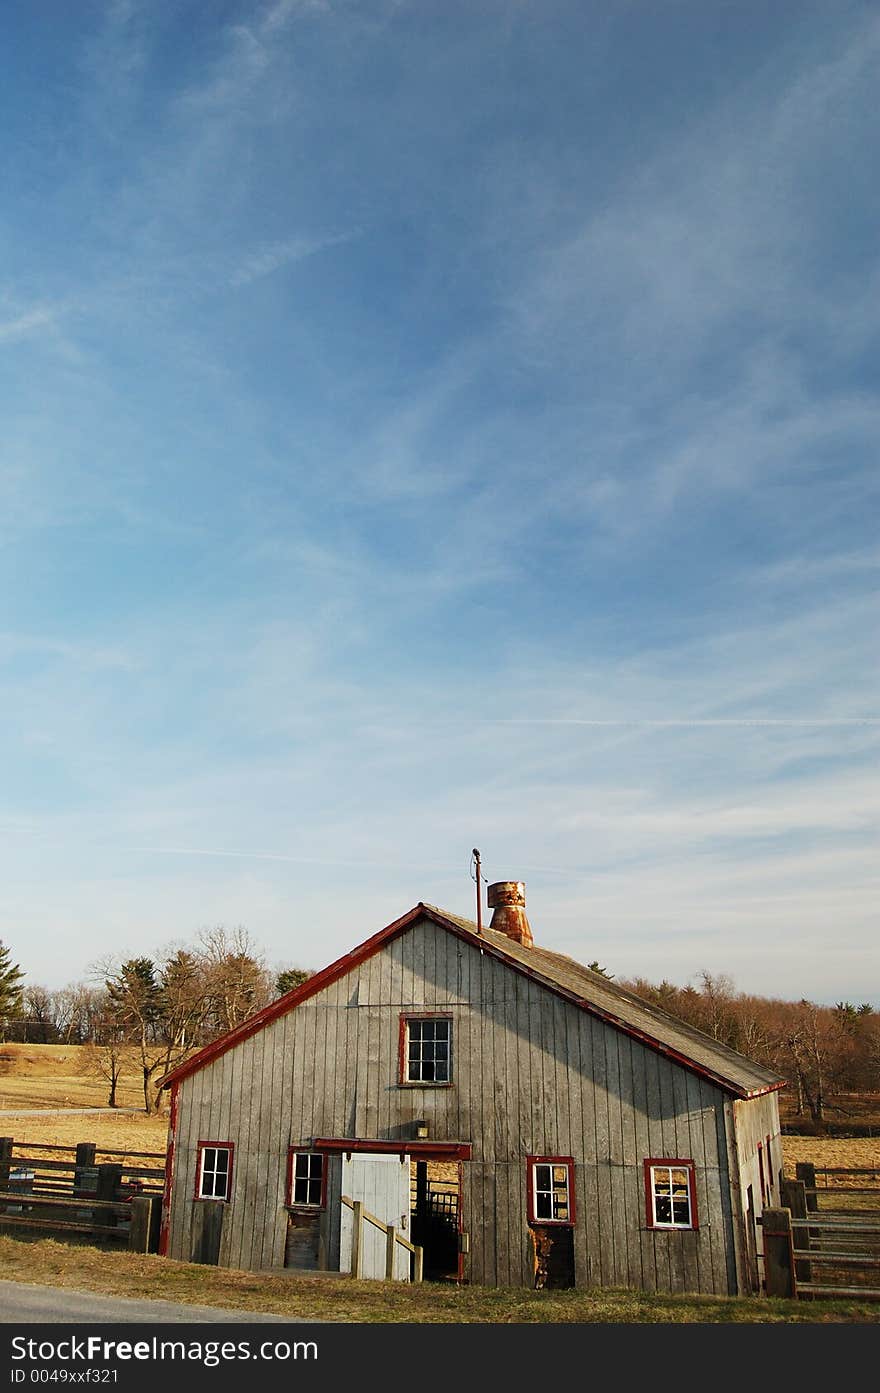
[158,885,785,1295]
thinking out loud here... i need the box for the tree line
[0,929,311,1114]
[615,969,879,1125]
[0,936,877,1123]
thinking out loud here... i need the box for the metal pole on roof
[472,848,483,935]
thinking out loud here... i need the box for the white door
[339,1152,412,1280]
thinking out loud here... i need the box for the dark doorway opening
[410,1159,460,1281]
[530,1224,575,1288]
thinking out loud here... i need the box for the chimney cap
[486,880,533,947]
[486,880,526,908]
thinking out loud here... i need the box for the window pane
[201,1147,229,1199]
[532,1162,570,1222]
[651,1164,691,1227]
[291,1152,323,1205]
[406,1019,452,1082]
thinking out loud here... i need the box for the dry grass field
[0,1044,169,1155]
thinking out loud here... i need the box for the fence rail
[340,1194,424,1282]
[761,1167,880,1302]
[0,1136,164,1253]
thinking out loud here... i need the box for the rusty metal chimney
[486,881,534,947]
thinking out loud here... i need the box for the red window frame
[286,1148,327,1209]
[643,1158,698,1231]
[757,1142,767,1206]
[526,1155,576,1227]
[194,1140,234,1201]
[398,1012,454,1087]
[765,1134,773,1197]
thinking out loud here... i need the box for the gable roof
[160,902,785,1099]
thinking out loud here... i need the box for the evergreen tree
[275,967,311,997]
[0,941,25,1041]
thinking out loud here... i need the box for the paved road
[0,1108,144,1116]
[0,1280,290,1323]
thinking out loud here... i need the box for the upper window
[644,1159,697,1230]
[287,1150,325,1208]
[400,1014,452,1085]
[527,1156,575,1226]
[196,1142,233,1200]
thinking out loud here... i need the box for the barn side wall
[167,917,740,1294]
[730,1090,784,1292]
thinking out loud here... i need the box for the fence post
[385,1224,397,1280]
[0,1138,12,1193]
[781,1179,812,1284]
[795,1160,821,1247]
[762,1207,795,1298]
[351,1200,363,1279]
[96,1163,122,1233]
[796,1162,818,1213]
[0,1138,12,1216]
[128,1196,153,1253]
[74,1143,97,1197]
[413,1244,424,1283]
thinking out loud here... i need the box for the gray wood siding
[168,917,739,1293]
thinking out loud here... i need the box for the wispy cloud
[230,230,359,286]
[0,5,875,1008]
[0,306,60,343]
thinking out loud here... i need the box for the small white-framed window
[527,1156,575,1225]
[400,1014,452,1084]
[644,1159,697,1230]
[288,1149,325,1207]
[196,1142,233,1200]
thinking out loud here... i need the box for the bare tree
[197,926,272,1036]
[82,995,137,1107]
[101,952,212,1114]
[21,985,57,1043]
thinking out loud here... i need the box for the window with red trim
[196,1142,233,1200]
[644,1159,697,1230]
[765,1134,773,1197]
[399,1014,453,1084]
[757,1143,767,1206]
[287,1149,326,1208]
[527,1156,575,1225]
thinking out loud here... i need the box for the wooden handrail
[341,1194,423,1280]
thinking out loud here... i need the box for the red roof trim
[159,904,430,1089]
[159,902,784,1099]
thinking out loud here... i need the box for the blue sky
[1,1,877,1005]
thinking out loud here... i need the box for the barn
[158,884,785,1295]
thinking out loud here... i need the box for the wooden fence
[0,1136,165,1253]
[341,1194,424,1282]
[761,1164,880,1301]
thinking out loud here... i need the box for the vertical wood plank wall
[169,917,746,1293]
